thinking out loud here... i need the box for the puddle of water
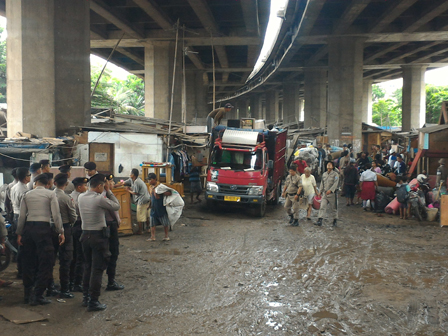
[312,311,338,320]
[268,302,283,307]
[147,249,184,255]
[261,281,279,288]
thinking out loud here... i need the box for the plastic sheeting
[155,184,185,227]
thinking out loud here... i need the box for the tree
[426,84,448,124]
[372,84,385,102]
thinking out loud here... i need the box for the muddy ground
[0,197,448,335]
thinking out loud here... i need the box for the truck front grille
[219,184,249,195]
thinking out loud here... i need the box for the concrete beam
[132,0,173,31]
[116,47,144,65]
[90,0,144,39]
[410,45,448,64]
[90,35,261,48]
[240,0,260,35]
[333,0,371,35]
[383,41,442,64]
[403,0,448,33]
[185,46,205,70]
[368,0,419,33]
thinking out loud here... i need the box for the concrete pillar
[401,65,427,131]
[7,0,90,137]
[299,98,304,121]
[304,69,327,129]
[145,42,182,121]
[361,79,373,124]
[250,95,262,119]
[327,37,365,150]
[283,82,301,124]
[265,90,279,124]
[237,99,248,118]
[195,71,209,120]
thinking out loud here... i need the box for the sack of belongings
[155,184,185,227]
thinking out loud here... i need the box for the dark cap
[39,159,50,166]
[224,103,234,109]
[72,177,89,187]
[105,174,114,181]
[44,172,53,180]
[147,173,157,180]
[11,168,18,178]
[54,173,68,185]
[30,163,42,173]
[59,165,71,173]
[84,162,96,170]
[34,173,49,185]
[343,143,347,147]
[88,173,106,186]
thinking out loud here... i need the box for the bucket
[426,208,438,222]
[313,195,322,210]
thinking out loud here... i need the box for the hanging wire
[166,19,180,161]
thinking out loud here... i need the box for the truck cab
[205,127,286,217]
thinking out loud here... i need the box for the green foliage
[372,85,385,102]
[91,65,145,116]
[372,98,402,127]
[425,84,448,124]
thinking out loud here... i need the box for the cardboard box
[316,136,328,144]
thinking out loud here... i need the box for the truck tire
[254,199,266,217]
[267,183,281,205]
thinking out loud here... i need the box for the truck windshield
[211,148,263,170]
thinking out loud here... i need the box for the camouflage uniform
[284,174,302,220]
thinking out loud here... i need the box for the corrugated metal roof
[417,124,448,133]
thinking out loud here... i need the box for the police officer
[40,159,51,173]
[104,174,124,291]
[281,164,301,227]
[27,162,42,190]
[78,174,120,311]
[54,173,78,298]
[16,173,65,305]
[84,161,98,178]
[436,158,447,188]
[69,177,88,292]
[10,167,31,279]
[315,162,339,227]
[5,168,18,224]
[59,165,75,195]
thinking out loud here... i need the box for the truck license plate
[224,196,240,202]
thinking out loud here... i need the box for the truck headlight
[248,186,263,195]
[206,182,219,193]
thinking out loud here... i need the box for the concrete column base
[361,79,373,124]
[304,69,327,128]
[265,90,279,124]
[283,82,302,125]
[401,65,427,131]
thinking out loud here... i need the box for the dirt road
[1,199,448,335]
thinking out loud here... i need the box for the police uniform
[436,159,447,187]
[69,177,88,292]
[104,174,124,291]
[54,175,78,297]
[317,169,339,225]
[284,173,302,224]
[16,174,64,305]
[78,174,120,310]
[59,165,75,195]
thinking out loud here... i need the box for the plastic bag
[155,184,185,227]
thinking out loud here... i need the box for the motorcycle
[0,222,18,272]
[408,190,427,221]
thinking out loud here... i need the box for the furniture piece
[141,163,172,184]
[441,195,448,227]
[112,187,133,235]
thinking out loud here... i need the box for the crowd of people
[0,160,176,311]
[284,141,447,225]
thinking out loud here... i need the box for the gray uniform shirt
[79,190,120,230]
[16,186,64,235]
[285,174,302,194]
[27,174,37,190]
[70,190,83,220]
[64,181,75,195]
[54,188,77,225]
[124,177,150,205]
[10,181,29,214]
[319,170,339,193]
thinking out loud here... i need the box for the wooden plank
[408,148,425,176]
[440,195,448,227]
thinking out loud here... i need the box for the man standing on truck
[315,162,339,227]
[282,164,302,227]
[207,103,234,127]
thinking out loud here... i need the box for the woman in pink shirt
[371,161,382,174]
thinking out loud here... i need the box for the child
[189,167,202,204]
[396,176,410,219]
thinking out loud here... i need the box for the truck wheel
[255,200,266,217]
[267,183,281,205]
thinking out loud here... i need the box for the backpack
[396,184,409,203]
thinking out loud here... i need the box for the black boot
[82,294,90,307]
[87,299,107,312]
[46,281,60,297]
[292,219,299,227]
[314,218,323,226]
[106,280,124,291]
[72,284,83,292]
[30,294,52,306]
[24,287,32,304]
[59,289,75,299]
[333,219,337,227]
[288,214,294,224]
[69,281,74,292]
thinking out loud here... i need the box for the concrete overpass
[220,0,448,149]
[3,0,448,148]
[3,0,269,137]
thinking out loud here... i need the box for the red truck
[205,127,287,217]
